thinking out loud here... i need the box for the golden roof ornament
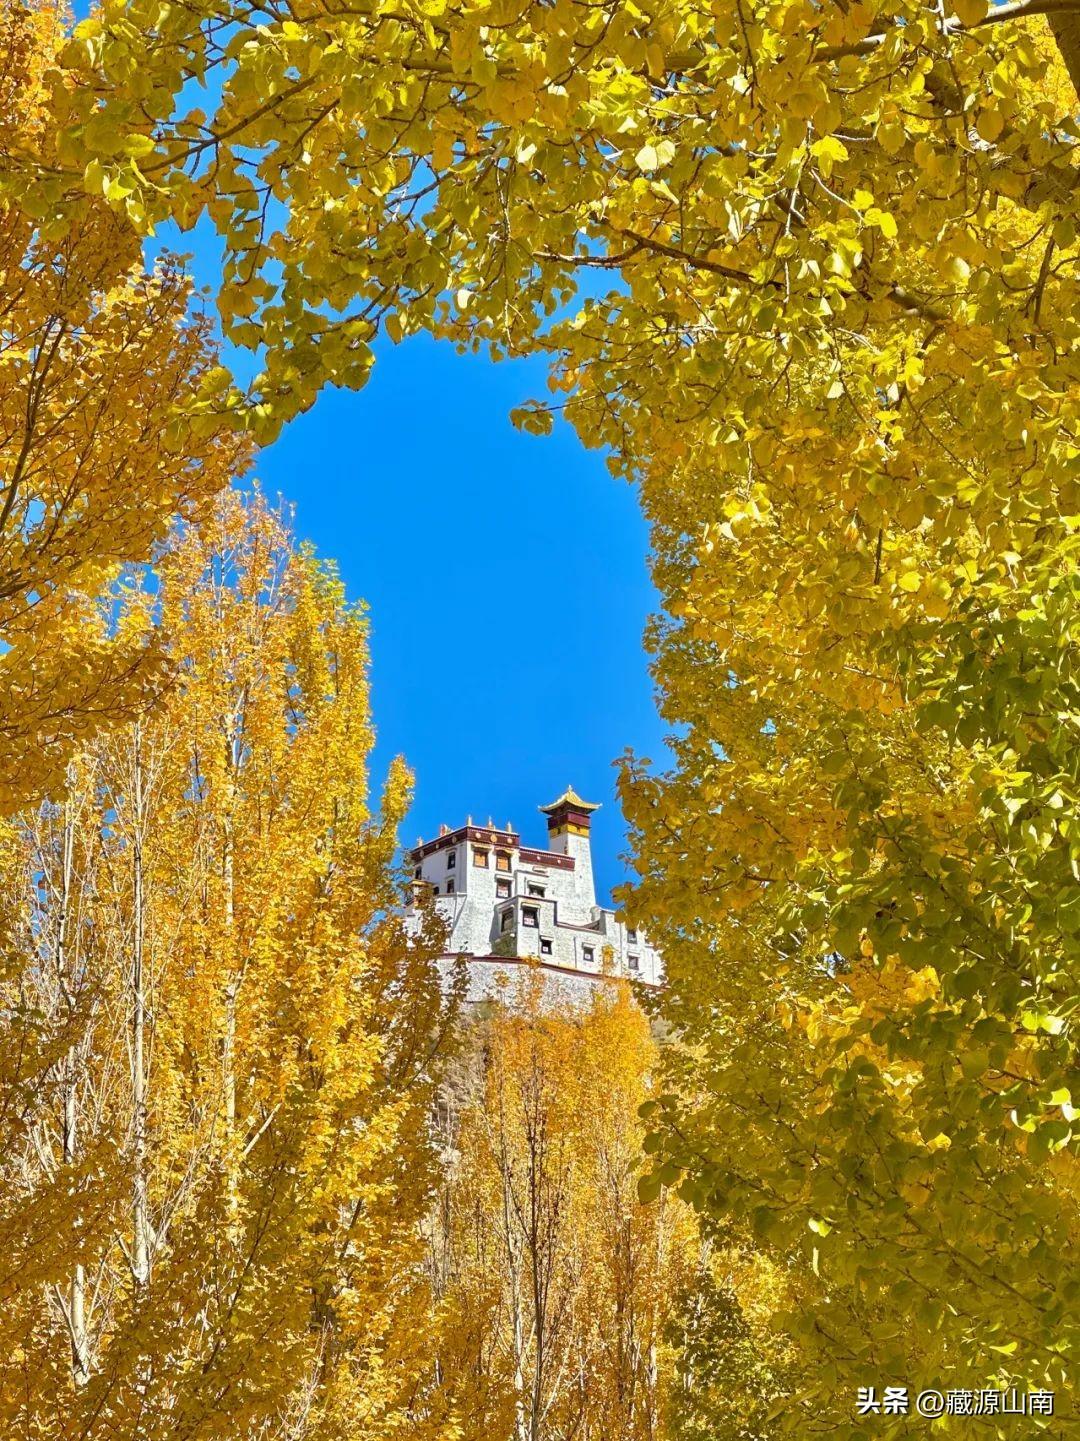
[539,785,601,815]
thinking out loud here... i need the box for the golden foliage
[0,0,244,813]
[0,493,457,1439]
[429,983,700,1441]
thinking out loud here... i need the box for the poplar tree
[0,493,457,1440]
[430,984,697,1441]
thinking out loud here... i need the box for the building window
[527,882,546,897]
[500,910,513,934]
[447,850,456,869]
[473,847,489,868]
[414,866,421,880]
[540,938,552,956]
[522,906,539,928]
[582,945,594,963]
[628,954,640,973]
[496,879,511,899]
[446,877,455,895]
[431,883,439,896]
[495,851,511,873]
[627,928,638,942]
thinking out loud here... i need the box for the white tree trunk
[130,722,151,1286]
[58,794,90,1385]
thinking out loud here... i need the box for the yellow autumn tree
[0,491,458,1440]
[0,0,244,813]
[19,0,1080,1425]
[427,980,699,1441]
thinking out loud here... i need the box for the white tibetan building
[407,787,662,1002]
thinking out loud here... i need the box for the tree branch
[816,0,1080,69]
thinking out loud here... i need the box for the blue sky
[258,337,665,904]
[173,233,667,903]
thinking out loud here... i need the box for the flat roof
[410,825,574,870]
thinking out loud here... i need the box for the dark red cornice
[410,829,576,871]
[410,824,519,862]
[518,847,574,871]
[544,805,594,831]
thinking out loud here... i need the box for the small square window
[473,848,489,868]
[500,910,513,933]
[447,850,456,869]
[582,945,594,963]
[627,928,638,943]
[628,954,640,972]
[527,882,545,898]
[496,879,511,899]
[446,877,455,895]
[522,906,539,928]
[540,938,552,956]
[495,851,511,873]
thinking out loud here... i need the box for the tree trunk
[58,795,90,1385]
[221,708,241,1231]
[130,722,151,1286]
[1050,13,1080,101]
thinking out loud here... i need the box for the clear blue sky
[172,231,667,904]
[258,337,666,904]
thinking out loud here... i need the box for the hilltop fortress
[406,787,661,1003]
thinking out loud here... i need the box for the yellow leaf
[866,207,898,240]
[954,0,989,24]
[810,135,849,178]
[976,107,1004,143]
[635,139,675,171]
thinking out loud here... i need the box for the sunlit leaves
[434,988,701,1437]
[0,1,246,812]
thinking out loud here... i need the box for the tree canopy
[0,0,246,811]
